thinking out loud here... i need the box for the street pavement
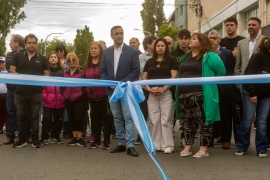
[0,125,270,180]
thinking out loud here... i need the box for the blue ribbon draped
[2,72,270,180]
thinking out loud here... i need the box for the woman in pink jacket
[84,42,111,150]
[40,52,65,145]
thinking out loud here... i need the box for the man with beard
[234,17,265,156]
[10,33,50,148]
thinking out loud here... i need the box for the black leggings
[65,97,86,132]
[89,97,112,143]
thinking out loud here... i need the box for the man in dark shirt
[10,33,50,148]
[171,29,191,62]
[4,34,26,145]
[219,17,245,148]
[220,17,245,55]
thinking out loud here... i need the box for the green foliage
[0,38,6,56]
[156,0,166,28]
[37,38,75,57]
[157,24,179,40]
[0,0,26,55]
[140,0,166,36]
[74,25,94,66]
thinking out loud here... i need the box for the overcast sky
[6,0,174,51]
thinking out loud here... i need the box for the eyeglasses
[209,37,218,40]
[56,49,63,53]
[67,58,76,63]
[167,42,172,45]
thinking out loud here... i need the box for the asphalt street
[0,125,270,180]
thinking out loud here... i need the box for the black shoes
[110,145,139,157]
[127,147,139,157]
[13,139,27,148]
[110,145,126,153]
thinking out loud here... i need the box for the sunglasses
[67,58,76,63]
[167,42,172,45]
[56,49,64,53]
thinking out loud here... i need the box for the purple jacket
[85,64,107,99]
[62,68,84,101]
[42,66,65,108]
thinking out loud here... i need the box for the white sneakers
[163,147,174,154]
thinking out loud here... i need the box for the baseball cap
[0,56,6,62]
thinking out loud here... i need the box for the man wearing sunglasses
[10,33,50,149]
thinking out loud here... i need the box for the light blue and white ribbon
[2,72,270,180]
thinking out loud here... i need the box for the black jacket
[243,49,270,98]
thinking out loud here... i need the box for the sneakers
[193,151,209,158]
[102,142,111,150]
[267,145,270,151]
[39,139,49,146]
[77,138,87,147]
[180,150,192,157]
[163,147,173,154]
[88,142,102,149]
[51,138,64,144]
[235,150,246,156]
[258,152,267,158]
[67,138,78,146]
[87,134,95,143]
[13,139,27,148]
[32,140,42,148]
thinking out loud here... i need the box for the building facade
[170,0,270,37]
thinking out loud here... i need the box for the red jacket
[85,64,107,99]
[62,68,84,101]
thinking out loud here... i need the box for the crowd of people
[0,16,270,159]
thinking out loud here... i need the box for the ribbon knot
[110,81,145,103]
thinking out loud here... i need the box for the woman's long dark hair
[152,37,170,61]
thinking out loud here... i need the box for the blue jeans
[6,89,18,139]
[109,96,134,148]
[237,89,270,152]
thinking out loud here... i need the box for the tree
[74,25,94,66]
[0,0,26,55]
[157,24,179,49]
[37,38,75,57]
[140,0,166,36]
[157,24,179,39]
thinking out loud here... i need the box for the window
[245,7,259,22]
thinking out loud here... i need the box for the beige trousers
[147,90,174,151]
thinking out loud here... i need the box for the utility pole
[194,0,202,33]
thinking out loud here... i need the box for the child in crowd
[40,52,65,145]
